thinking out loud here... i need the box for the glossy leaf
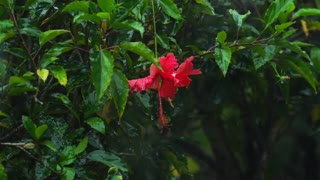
[120,41,161,69]
[195,0,215,15]
[228,9,251,28]
[112,20,144,37]
[110,70,129,120]
[293,8,320,19]
[85,117,106,134]
[264,0,294,27]
[98,0,115,12]
[22,116,36,139]
[74,136,88,155]
[36,69,49,82]
[284,57,318,92]
[35,124,48,140]
[62,1,91,13]
[39,29,69,47]
[90,50,114,100]
[215,47,232,76]
[51,66,67,86]
[87,150,128,172]
[51,93,71,106]
[159,0,183,20]
[311,48,320,74]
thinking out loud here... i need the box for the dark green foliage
[1,0,320,179]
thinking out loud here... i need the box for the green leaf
[0,111,9,118]
[120,41,161,69]
[87,150,128,172]
[275,22,295,33]
[62,167,75,180]
[90,50,114,100]
[85,117,106,134]
[215,47,232,76]
[284,57,318,92]
[0,163,7,180]
[8,76,37,96]
[39,29,69,47]
[20,27,41,37]
[40,140,57,152]
[36,69,49,82]
[74,136,88,155]
[159,0,183,20]
[62,1,91,13]
[112,20,144,37]
[216,31,227,45]
[110,70,129,120]
[156,33,170,50]
[311,48,320,74]
[228,9,251,28]
[35,124,48,140]
[111,175,123,180]
[0,31,15,43]
[264,0,294,27]
[52,93,71,106]
[98,0,115,12]
[293,8,320,19]
[253,45,277,69]
[194,0,215,15]
[51,66,67,86]
[22,116,36,139]
[277,40,310,60]
[0,20,13,31]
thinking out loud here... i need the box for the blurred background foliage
[1,0,320,179]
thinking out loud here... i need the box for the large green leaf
[311,48,320,74]
[85,117,105,134]
[284,57,318,92]
[215,47,232,76]
[194,0,215,15]
[228,9,251,28]
[159,0,183,20]
[120,41,161,69]
[22,116,36,139]
[0,31,15,43]
[87,150,128,172]
[97,0,115,12]
[50,66,67,86]
[110,70,129,120]
[112,20,144,37]
[293,8,320,19]
[39,29,69,47]
[264,0,294,27]
[90,50,114,100]
[275,22,295,33]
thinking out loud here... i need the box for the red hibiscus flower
[128,53,201,128]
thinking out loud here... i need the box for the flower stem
[151,0,158,58]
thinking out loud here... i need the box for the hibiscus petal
[159,79,178,100]
[175,56,201,87]
[159,53,178,73]
[128,75,157,92]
